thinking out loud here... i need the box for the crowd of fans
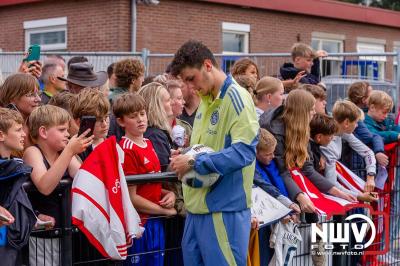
[0,40,399,266]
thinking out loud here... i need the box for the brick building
[0,0,399,78]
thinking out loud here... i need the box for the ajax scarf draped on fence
[72,136,144,260]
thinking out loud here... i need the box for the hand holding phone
[24,45,41,62]
[18,45,42,79]
[35,220,54,230]
[0,214,11,223]
[0,206,14,226]
[78,116,96,136]
[35,214,55,230]
[63,116,96,155]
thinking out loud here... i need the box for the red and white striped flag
[290,168,357,216]
[72,136,144,260]
[336,161,365,194]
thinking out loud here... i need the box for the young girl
[154,75,192,148]
[139,81,186,218]
[167,80,192,148]
[300,84,327,115]
[138,82,174,171]
[231,58,260,81]
[253,76,284,119]
[259,89,355,213]
[0,73,41,156]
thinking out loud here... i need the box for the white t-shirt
[269,221,302,266]
[255,106,264,120]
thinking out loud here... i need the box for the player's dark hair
[169,40,218,77]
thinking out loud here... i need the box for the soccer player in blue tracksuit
[169,40,259,266]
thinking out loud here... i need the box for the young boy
[70,88,111,161]
[300,84,327,115]
[108,58,145,104]
[48,91,79,136]
[280,43,328,90]
[113,92,176,266]
[23,105,93,266]
[364,90,400,144]
[0,108,36,265]
[0,108,26,160]
[254,128,300,214]
[364,90,400,259]
[310,114,337,174]
[346,82,388,169]
[320,100,378,201]
[252,128,301,266]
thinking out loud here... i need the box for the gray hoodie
[259,106,335,201]
[320,133,376,196]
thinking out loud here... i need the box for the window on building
[394,43,400,82]
[221,22,250,73]
[222,22,249,54]
[24,17,67,51]
[356,40,386,80]
[311,34,344,77]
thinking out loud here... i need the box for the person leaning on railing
[0,108,36,265]
[113,92,176,266]
[23,105,93,266]
[343,82,388,176]
[260,90,330,212]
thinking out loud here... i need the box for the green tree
[370,0,400,11]
[339,0,365,4]
[339,0,400,11]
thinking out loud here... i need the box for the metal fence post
[396,50,400,116]
[141,48,150,77]
[60,181,72,266]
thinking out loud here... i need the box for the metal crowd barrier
[22,173,183,266]
[22,179,72,266]
[21,161,400,266]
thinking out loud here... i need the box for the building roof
[202,0,400,28]
[1,0,399,29]
[0,0,42,6]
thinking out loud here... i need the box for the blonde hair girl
[138,82,173,133]
[138,82,174,170]
[253,76,284,119]
[283,89,315,168]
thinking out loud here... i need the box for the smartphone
[24,44,41,62]
[35,219,53,230]
[78,116,96,136]
[0,214,10,223]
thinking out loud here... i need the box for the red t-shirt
[120,137,162,224]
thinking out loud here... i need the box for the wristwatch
[188,156,195,168]
[367,172,376,177]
